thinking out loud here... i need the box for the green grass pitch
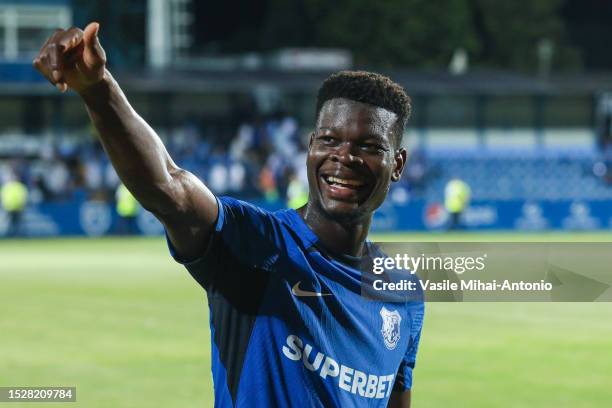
[1,232,612,407]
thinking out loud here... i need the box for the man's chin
[320,200,369,222]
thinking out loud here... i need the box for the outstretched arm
[33,23,217,259]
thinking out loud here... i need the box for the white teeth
[326,176,364,187]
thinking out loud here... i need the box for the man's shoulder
[219,196,289,219]
[217,196,318,248]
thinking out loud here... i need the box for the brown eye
[361,143,384,153]
[318,135,336,145]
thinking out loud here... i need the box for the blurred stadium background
[1,1,612,407]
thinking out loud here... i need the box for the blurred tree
[73,0,146,68]
[193,0,586,72]
[193,1,268,53]
[260,0,319,49]
[561,0,612,70]
[470,0,581,72]
[262,0,480,68]
[67,0,596,71]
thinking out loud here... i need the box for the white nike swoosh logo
[291,281,332,297]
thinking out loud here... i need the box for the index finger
[48,28,84,85]
[56,27,84,52]
[48,28,83,69]
[32,28,61,70]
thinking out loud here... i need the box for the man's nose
[330,142,363,165]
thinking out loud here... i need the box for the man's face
[306,98,406,221]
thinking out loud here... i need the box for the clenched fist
[32,22,107,94]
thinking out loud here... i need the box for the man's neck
[298,204,371,257]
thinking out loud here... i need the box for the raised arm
[33,23,217,260]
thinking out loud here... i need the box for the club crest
[380,307,402,350]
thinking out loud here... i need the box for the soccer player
[33,23,425,408]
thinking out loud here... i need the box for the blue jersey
[168,196,424,407]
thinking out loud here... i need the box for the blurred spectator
[1,173,29,237]
[286,170,308,209]
[228,161,246,193]
[402,147,427,191]
[596,94,612,151]
[444,178,471,230]
[0,112,307,208]
[115,183,140,235]
[259,166,279,202]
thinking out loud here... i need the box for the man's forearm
[80,70,179,214]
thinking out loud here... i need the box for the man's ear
[391,148,407,182]
[308,132,315,150]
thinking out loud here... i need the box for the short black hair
[315,70,411,146]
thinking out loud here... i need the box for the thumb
[82,22,105,67]
[83,22,100,46]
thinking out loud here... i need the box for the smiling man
[33,23,424,408]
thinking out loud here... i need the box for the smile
[323,175,365,188]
